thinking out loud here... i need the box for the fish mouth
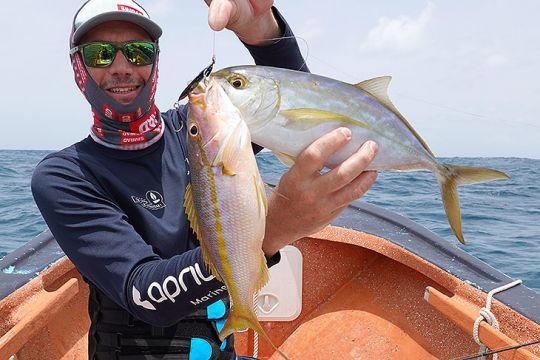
[187,77,213,105]
[190,80,207,95]
[203,81,232,147]
[189,76,219,98]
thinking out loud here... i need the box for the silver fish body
[212,66,509,244]
[214,66,437,171]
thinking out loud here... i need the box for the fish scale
[184,77,288,359]
[213,65,509,244]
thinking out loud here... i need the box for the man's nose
[108,50,133,76]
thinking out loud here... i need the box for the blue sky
[1,1,539,158]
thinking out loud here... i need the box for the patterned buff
[70,51,163,150]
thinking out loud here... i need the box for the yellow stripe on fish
[213,65,510,244]
[185,77,288,359]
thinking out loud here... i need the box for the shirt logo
[132,190,166,210]
[132,263,218,311]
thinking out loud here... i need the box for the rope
[253,293,259,358]
[472,279,522,360]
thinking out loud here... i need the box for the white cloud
[360,2,434,53]
[484,53,509,69]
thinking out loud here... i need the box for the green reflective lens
[78,41,157,68]
[82,43,116,67]
[124,42,155,66]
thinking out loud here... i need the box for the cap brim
[72,11,162,45]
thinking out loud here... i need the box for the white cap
[71,0,162,46]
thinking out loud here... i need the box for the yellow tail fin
[219,307,290,360]
[437,164,509,244]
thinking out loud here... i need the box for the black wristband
[265,250,281,268]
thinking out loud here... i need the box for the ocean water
[0,150,51,257]
[0,150,539,292]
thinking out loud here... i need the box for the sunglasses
[70,41,158,68]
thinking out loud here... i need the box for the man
[32,0,378,358]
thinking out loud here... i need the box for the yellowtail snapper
[184,77,288,359]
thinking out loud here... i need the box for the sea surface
[0,150,539,292]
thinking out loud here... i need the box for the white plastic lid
[256,245,303,321]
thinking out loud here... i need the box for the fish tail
[219,307,290,360]
[436,164,509,244]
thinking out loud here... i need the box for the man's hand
[204,0,281,45]
[262,128,378,256]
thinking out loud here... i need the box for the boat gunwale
[1,176,538,323]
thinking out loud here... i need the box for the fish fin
[274,151,296,168]
[354,76,435,157]
[184,183,201,239]
[184,183,224,282]
[222,164,236,176]
[437,164,510,244]
[254,175,268,217]
[280,108,370,130]
[213,120,248,173]
[219,307,289,360]
[204,259,224,283]
[256,252,270,292]
[200,238,223,282]
[354,76,393,102]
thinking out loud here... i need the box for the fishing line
[207,23,536,131]
[393,93,540,130]
[175,31,216,103]
[297,44,540,130]
[236,34,311,72]
[452,338,540,360]
[212,30,217,62]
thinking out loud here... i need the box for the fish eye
[232,79,243,88]
[229,75,247,89]
[189,124,198,136]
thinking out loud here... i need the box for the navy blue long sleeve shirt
[32,8,308,328]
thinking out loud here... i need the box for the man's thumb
[208,0,233,31]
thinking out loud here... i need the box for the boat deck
[1,187,539,359]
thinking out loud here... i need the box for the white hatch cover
[256,245,303,321]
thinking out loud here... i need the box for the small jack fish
[184,77,288,358]
[212,66,509,244]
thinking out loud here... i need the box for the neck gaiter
[70,51,163,150]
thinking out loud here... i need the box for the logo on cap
[117,5,143,16]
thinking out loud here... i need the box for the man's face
[79,21,153,105]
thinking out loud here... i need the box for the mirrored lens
[79,42,156,68]
[82,43,116,68]
[124,42,156,66]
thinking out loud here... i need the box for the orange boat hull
[1,226,539,359]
